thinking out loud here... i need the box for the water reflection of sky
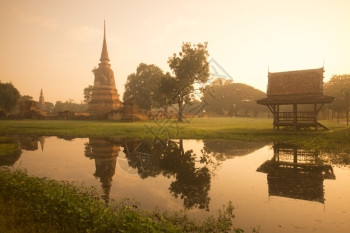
[2,136,350,233]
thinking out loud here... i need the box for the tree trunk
[179,139,184,156]
[177,95,184,122]
[163,104,168,114]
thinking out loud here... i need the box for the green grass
[0,144,19,157]
[0,168,246,233]
[0,117,349,151]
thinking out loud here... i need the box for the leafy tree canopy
[0,81,20,113]
[19,95,33,102]
[324,74,350,111]
[123,63,165,111]
[53,100,87,113]
[83,85,94,104]
[324,74,350,95]
[168,42,210,121]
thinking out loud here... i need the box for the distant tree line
[202,78,267,117]
[0,81,87,116]
[52,100,87,113]
[323,74,350,121]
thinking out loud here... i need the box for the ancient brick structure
[88,21,122,116]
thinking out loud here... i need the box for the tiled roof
[267,68,324,96]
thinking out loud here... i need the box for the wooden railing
[276,112,316,122]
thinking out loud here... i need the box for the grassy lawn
[0,117,349,151]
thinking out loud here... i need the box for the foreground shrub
[0,168,245,233]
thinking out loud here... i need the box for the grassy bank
[0,168,245,233]
[0,117,349,150]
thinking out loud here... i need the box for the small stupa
[38,89,45,112]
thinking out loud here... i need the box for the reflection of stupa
[87,21,122,116]
[86,138,120,202]
[257,143,335,203]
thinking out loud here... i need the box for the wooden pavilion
[257,67,334,130]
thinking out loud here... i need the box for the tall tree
[123,63,164,111]
[155,72,178,112]
[168,42,210,121]
[83,85,94,104]
[324,74,350,115]
[0,81,20,113]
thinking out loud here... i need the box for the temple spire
[100,20,110,63]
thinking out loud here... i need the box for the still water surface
[2,136,350,233]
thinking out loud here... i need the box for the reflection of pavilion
[85,138,120,202]
[257,143,335,203]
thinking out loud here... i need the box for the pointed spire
[100,20,110,63]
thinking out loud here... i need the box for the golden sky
[1,0,349,103]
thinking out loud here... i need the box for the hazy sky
[1,0,350,103]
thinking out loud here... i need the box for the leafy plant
[0,168,248,233]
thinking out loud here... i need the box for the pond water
[1,136,350,233]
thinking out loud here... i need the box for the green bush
[0,168,246,233]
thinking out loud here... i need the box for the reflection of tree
[1,136,46,166]
[0,139,22,166]
[203,139,267,161]
[19,136,46,151]
[321,151,350,167]
[123,139,163,178]
[124,139,212,210]
[163,140,211,210]
[257,143,336,203]
[84,138,120,203]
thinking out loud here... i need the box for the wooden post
[276,105,280,130]
[346,92,349,126]
[314,104,318,130]
[293,145,298,169]
[293,104,297,131]
[272,105,277,130]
